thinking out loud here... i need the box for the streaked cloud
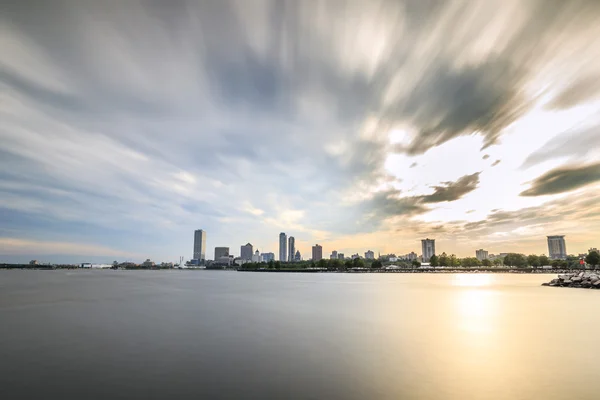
[520,162,600,197]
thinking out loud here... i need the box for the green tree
[585,251,600,269]
[344,260,353,269]
[274,261,281,270]
[412,260,421,268]
[450,254,459,267]
[371,260,383,269]
[317,259,328,269]
[504,253,527,268]
[429,255,439,267]
[551,260,559,268]
[481,259,492,267]
[328,259,342,270]
[539,255,550,267]
[560,260,569,269]
[352,258,365,269]
[438,252,449,267]
[527,254,540,268]
[492,258,503,267]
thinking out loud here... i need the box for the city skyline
[2,1,600,264]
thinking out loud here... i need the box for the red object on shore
[580,259,585,265]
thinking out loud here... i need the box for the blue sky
[2,0,600,263]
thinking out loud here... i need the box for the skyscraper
[241,243,253,260]
[330,250,338,259]
[421,238,435,262]
[365,250,375,260]
[476,249,489,261]
[193,229,206,261]
[312,244,323,261]
[214,247,229,260]
[547,236,567,259]
[288,236,295,262]
[295,250,301,261]
[279,232,287,262]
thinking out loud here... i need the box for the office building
[365,250,375,260]
[261,252,275,263]
[338,253,345,260]
[252,250,262,263]
[330,250,338,259]
[214,247,229,260]
[295,250,301,261]
[193,229,207,261]
[547,235,567,260]
[279,232,287,262]
[312,244,323,261]
[476,249,489,261]
[241,243,253,260]
[288,236,296,262]
[421,238,436,262]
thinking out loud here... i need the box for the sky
[1,0,600,263]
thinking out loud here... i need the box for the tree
[352,258,365,269]
[328,259,342,270]
[481,259,492,267]
[560,260,569,269]
[585,251,600,269]
[429,255,439,267]
[371,260,383,269]
[412,260,421,268]
[450,254,459,267]
[527,254,540,268]
[551,260,559,268]
[539,255,550,267]
[274,261,281,270]
[492,258,503,267]
[438,252,449,267]
[503,253,527,268]
[317,259,328,269]
[344,260,353,269]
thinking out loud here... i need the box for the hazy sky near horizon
[2,0,600,263]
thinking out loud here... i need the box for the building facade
[295,250,301,261]
[252,250,262,263]
[193,229,207,261]
[365,250,375,260]
[475,249,489,261]
[421,238,436,262]
[330,250,338,259]
[214,247,229,260]
[279,232,287,262]
[241,243,254,260]
[288,236,295,262]
[312,244,323,261]
[338,253,345,260]
[547,236,567,259]
[261,252,275,263]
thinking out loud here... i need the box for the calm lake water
[1,270,599,399]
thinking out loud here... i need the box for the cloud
[547,74,600,110]
[491,160,501,167]
[482,154,490,160]
[409,162,418,168]
[520,162,600,196]
[421,172,481,203]
[0,237,140,258]
[522,122,600,168]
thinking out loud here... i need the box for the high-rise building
[365,250,375,260]
[279,233,287,262]
[295,250,301,261]
[288,236,295,262]
[312,244,323,261]
[338,253,345,260]
[421,238,435,262]
[215,247,229,260]
[547,236,567,259]
[330,250,338,259]
[193,229,207,261]
[252,250,262,263]
[241,243,253,260]
[476,249,489,261]
[261,252,275,263]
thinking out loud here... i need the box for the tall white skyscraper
[279,232,287,262]
[288,236,295,262]
[421,238,435,262]
[547,236,567,259]
[193,229,206,261]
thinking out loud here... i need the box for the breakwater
[542,271,600,289]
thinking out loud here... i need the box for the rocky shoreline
[542,271,600,289]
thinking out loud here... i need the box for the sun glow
[452,274,493,287]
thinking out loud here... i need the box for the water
[1,270,599,399]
